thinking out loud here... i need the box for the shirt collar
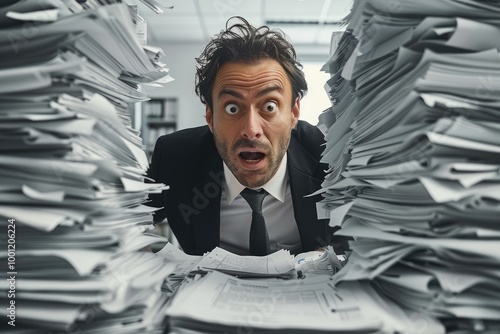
[223,153,288,204]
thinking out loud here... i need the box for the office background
[127,0,352,132]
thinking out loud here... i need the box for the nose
[241,107,263,140]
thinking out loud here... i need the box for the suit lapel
[287,135,328,251]
[189,141,224,254]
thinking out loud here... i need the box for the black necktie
[240,188,270,256]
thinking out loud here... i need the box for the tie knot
[240,188,267,213]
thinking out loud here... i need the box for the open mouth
[239,151,265,162]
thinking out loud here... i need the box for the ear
[206,104,214,132]
[291,97,300,129]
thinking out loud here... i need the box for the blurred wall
[143,42,331,132]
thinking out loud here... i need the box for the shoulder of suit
[292,120,325,154]
[156,125,214,150]
[158,125,211,143]
[154,125,214,159]
[152,125,218,180]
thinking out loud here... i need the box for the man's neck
[223,153,288,204]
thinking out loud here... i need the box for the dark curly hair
[195,16,307,110]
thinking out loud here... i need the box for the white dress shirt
[219,154,303,255]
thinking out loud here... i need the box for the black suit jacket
[147,120,336,255]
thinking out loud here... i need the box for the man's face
[206,59,300,188]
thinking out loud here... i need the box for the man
[147,17,341,256]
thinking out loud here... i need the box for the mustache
[233,138,269,151]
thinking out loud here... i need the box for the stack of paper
[166,270,443,334]
[158,244,443,333]
[318,0,500,332]
[0,1,174,333]
[157,243,345,286]
[195,247,296,278]
[155,243,203,291]
[156,244,296,283]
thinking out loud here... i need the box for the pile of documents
[318,0,500,332]
[159,243,295,280]
[154,243,441,333]
[0,1,174,333]
[165,270,442,334]
[158,244,344,280]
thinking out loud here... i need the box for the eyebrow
[217,88,243,101]
[217,85,284,101]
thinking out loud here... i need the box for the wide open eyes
[225,103,240,115]
[263,101,278,112]
[224,101,278,115]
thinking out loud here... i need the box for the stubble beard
[213,131,291,188]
